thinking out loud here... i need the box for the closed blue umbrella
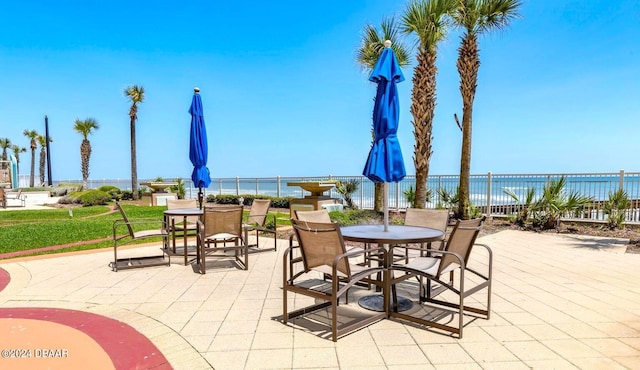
[362,41,406,231]
[189,87,211,209]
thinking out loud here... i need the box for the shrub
[75,190,112,206]
[204,194,292,209]
[57,195,82,205]
[532,177,593,229]
[335,179,359,209]
[169,178,186,199]
[404,185,415,206]
[97,185,119,192]
[604,188,630,230]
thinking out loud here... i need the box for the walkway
[0,230,639,369]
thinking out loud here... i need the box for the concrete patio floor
[1,229,639,369]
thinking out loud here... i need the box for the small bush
[604,189,630,230]
[75,190,111,206]
[97,185,119,192]
[57,195,82,205]
[120,190,134,200]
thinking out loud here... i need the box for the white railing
[20,170,640,223]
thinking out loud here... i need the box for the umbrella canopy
[189,88,211,206]
[362,42,406,230]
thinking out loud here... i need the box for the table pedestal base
[358,294,413,312]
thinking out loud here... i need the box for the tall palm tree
[452,0,521,219]
[0,138,10,169]
[356,17,411,212]
[10,145,27,175]
[73,118,100,190]
[401,0,456,208]
[37,134,52,186]
[23,129,39,187]
[124,85,145,200]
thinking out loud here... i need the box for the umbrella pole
[198,187,203,210]
[383,182,389,232]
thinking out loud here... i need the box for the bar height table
[340,224,444,312]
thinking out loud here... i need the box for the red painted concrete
[0,308,172,370]
[0,267,9,292]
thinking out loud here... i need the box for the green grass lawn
[0,205,293,258]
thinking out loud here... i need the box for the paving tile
[581,337,640,357]
[377,344,428,366]
[420,343,474,364]
[293,347,338,368]
[245,348,293,368]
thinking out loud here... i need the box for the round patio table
[340,224,444,312]
[163,208,203,265]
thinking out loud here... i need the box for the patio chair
[399,208,450,259]
[111,202,169,272]
[243,199,277,253]
[283,219,388,342]
[166,198,198,253]
[196,205,247,273]
[289,209,334,273]
[387,216,491,338]
[4,189,26,207]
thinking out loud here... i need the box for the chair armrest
[333,245,387,271]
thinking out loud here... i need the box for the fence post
[255,178,259,195]
[486,172,492,220]
[619,169,625,191]
[218,178,222,195]
[277,176,281,197]
[395,181,400,210]
[235,177,240,195]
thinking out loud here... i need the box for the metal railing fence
[20,170,640,223]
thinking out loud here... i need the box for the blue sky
[1,0,638,182]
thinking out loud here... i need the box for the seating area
[109,201,494,342]
[3,227,637,368]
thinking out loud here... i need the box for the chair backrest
[247,199,271,226]
[202,205,243,237]
[404,208,449,232]
[294,209,331,223]
[291,219,350,276]
[114,202,135,238]
[166,198,197,209]
[438,217,485,276]
[167,199,199,222]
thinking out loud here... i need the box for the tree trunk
[374,182,384,212]
[130,117,138,200]
[411,51,437,209]
[29,147,36,187]
[81,139,91,190]
[39,148,46,186]
[456,33,480,220]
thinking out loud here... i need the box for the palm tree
[452,0,521,219]
[10,145,27,175]
[73,118,100,190]
[0,138,10,169]
[37,134,52,186]
[23,129,39,187]
[401,0,456,208]
[124,85,145,200]
[356,17,411,212]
